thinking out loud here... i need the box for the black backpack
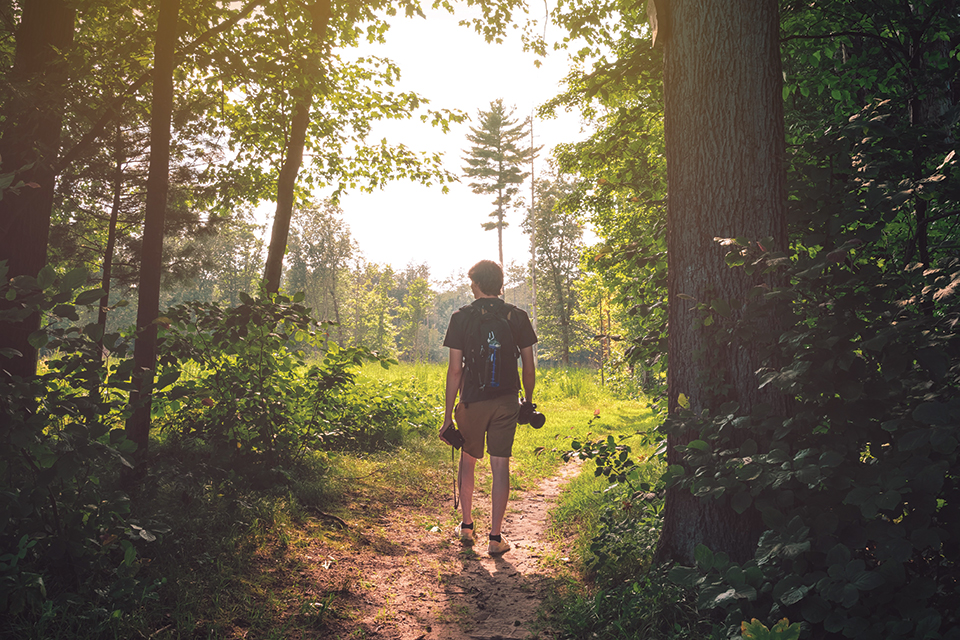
[460,301,520,403]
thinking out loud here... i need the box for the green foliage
[661,240,960,639]
[548,564,715,640]
[0,263,162,633]
[527,169,588,366]
[740,618,801,640]
[543,0,668,394]
[563,413,666,581]
[155,292,411,461]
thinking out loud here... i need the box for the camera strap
[453,447,461,510]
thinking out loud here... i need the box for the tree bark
[126,0,181,460]
[0,0,75,378]
[655,0,788,565]
[98,123,125,359]
[264,100,311,293]
[263,0,331,294]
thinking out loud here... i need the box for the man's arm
[519,345,535,404]
[442,348,463,429]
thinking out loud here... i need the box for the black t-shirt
[443,298,537,402]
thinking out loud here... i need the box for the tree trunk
[529,124,538,364]
[263,0,331,294]
[126,0,180,460]
[655,0,788,565]
[0,0,74,378]
[264,100,311,293]
[98,123,125,359]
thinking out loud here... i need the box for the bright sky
[326,7,588,285]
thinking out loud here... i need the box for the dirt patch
[299,460,581,640]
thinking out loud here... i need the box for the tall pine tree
[462,99,537,267]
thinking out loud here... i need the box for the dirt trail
[303,460,581,640]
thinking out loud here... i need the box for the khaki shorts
[454,394,520,459]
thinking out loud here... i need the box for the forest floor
[265,459,582,640]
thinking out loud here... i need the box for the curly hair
[467,260,503,296]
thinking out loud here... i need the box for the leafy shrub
[156,293,411,461]
[740,618,801,640]
[565,416,666,582]
[663,242,960,639]
[549,564,715,640]
[0,264,161,634]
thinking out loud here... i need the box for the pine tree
[462,99,538,267]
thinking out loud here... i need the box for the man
[440,260,537,555]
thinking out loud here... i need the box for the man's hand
[438,419,453,437]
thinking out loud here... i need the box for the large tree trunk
[126,0,181,460]
[655,0,788,565]
[0,0,75,378]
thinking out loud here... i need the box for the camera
[517,400,546,429]
[439,422,465,449]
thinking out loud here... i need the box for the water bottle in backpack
[485,330,501,389]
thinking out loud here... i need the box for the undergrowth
[544,407,721,639]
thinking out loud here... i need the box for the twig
[305,507,349,529]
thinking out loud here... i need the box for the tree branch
[56,0,266,173]
[780,30,895,45]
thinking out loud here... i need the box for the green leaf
[802,595,830,623]
[736,463,762,481]
[156,370,181,390]
[770,619,801,640]
[710,298,732,317]
[694,544,714,571]
[843,486,875,507]
[823,611,848,633]
[74,288,104,306]
[61,267,87,292]
[27,330,49,349]
[740,618,771,640]
[818,450,844,467]
[876,489,901,510]
[731,491,752,514]
[687,439,709,451]
[121,540,137,566]
[83,322,105,341]
[725,251,746,267]
[667,565,700,586]
[37,265,56,290]
[761,508,786,531]
[912,402,950,425]
[851,570,884,591]
[773,574,806,605]
[898,428,930,451]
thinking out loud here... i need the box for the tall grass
[356,361,653,489]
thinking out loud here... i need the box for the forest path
[297,459,581,640]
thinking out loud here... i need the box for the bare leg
[489,455,510,536]
[459,452,478,526]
